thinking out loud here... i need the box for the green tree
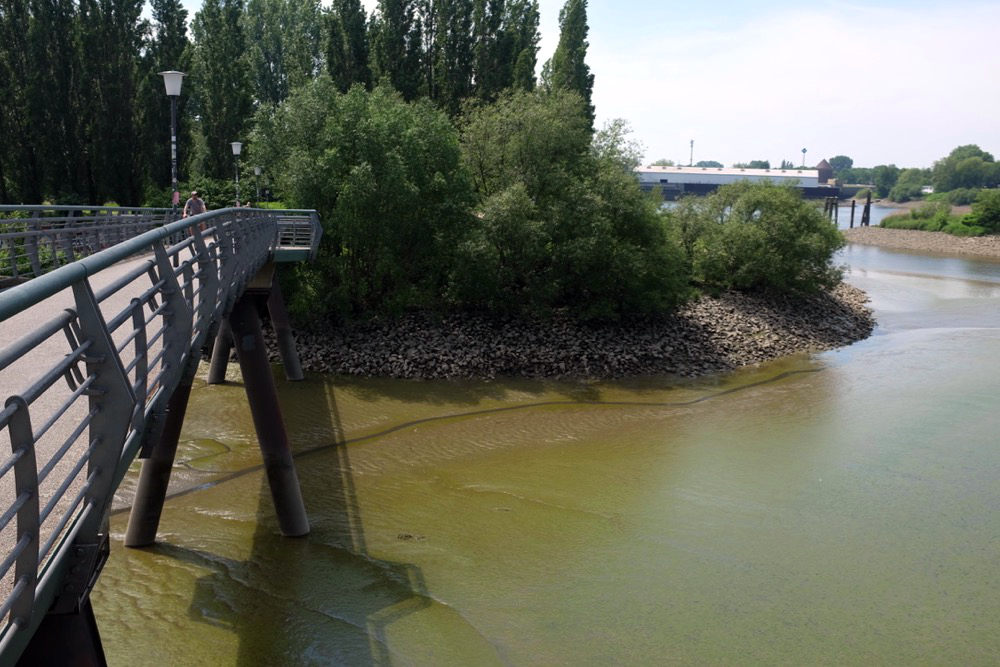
[76,0,148,204]
[431,0,474,115]
[26,0,82,200]
[695,160,723,168]
[542,0,593,127]
[733,160,770,169]
[458,89,687,318]
[0,0,39,201]
[969,189,1000,233]
[190,0,254,180]
[370,0,423,100]
[325,0,371,91]
[888,167,929,202]
[136,0,191,199]
[505,0,539,91]
[828,155,853,176]
[471,0,539,101]
[252,78,473,316]
[872,164,899,198]
[670,181,844,293]
[244,0,322,106]
[932,144,997,193]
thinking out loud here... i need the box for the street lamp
[801,147,807,168]
[254,166,261,206]
[231,141,243,206]
[159,70,186,211]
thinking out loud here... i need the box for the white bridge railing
[0,206,321,661]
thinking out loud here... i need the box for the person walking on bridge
[182,191,207,218]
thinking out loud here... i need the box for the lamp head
[231,142,243,156]
[159,71,186,97]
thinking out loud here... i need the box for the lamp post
[231,141,243,206]
[801,147,807,168]
[254,166,261,206]
[159,71,186,212]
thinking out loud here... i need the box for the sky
[175,0,1000,169]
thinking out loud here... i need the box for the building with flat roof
[635,165,837,199]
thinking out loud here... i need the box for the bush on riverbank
[667,181,845,293]
[880,201,987,236]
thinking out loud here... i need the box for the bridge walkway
[0,205,322,665]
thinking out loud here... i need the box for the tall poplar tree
[431,0,473,115]
[27,0,82,199]
[76,0,147,203]
[506,0,538,92]
[325,0,371,92]
[190,0,254,180]
[0,0,39,201]
[544,0,593,126]
[137,0,191,196]
[369,0,422,100]
[244,0,322,106]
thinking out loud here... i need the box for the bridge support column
[124,363,197,548]
[267,279,304,381]
[228,293,310,537]
[207,321,233,384]
[16,598,107,666]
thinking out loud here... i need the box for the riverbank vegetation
[3,0,850,331]
[251,78,846,322]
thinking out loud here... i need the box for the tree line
[0,0,600,205]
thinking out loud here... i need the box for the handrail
[0,205,321,662]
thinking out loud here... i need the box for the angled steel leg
[124,363,197,548]
[266,279,304,381]
[228,294,310,537]
[207,320,233,385]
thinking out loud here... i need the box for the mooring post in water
[124,360,199,547]
[850,199,856,228]
[861,191,872,227]
[228,293,310,537]
[267,279,304,381]
[207,320,233,384]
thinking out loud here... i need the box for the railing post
[5,396,40,632]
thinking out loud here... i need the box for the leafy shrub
[969,189,1000,232]
[942,221,986,236]
[944,188,980,205]
[455,90,688,320]
[668,181,844,293]
[252,79,474,319]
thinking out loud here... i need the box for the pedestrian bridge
[0,204,322,664]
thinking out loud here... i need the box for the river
[93,240,1000,666]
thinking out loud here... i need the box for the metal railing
[0,206,321,660]
[0,205,178,285]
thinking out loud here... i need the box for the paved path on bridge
[0,255,162,608]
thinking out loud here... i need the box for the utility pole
[689,140,694,167]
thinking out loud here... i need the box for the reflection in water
[94,245,1000,665]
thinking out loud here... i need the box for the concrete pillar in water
[228,294,310,537]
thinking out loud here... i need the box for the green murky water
[94,245,1000,665]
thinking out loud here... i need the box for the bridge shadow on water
[147,377,432,665]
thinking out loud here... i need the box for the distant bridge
[0,204,322,664]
